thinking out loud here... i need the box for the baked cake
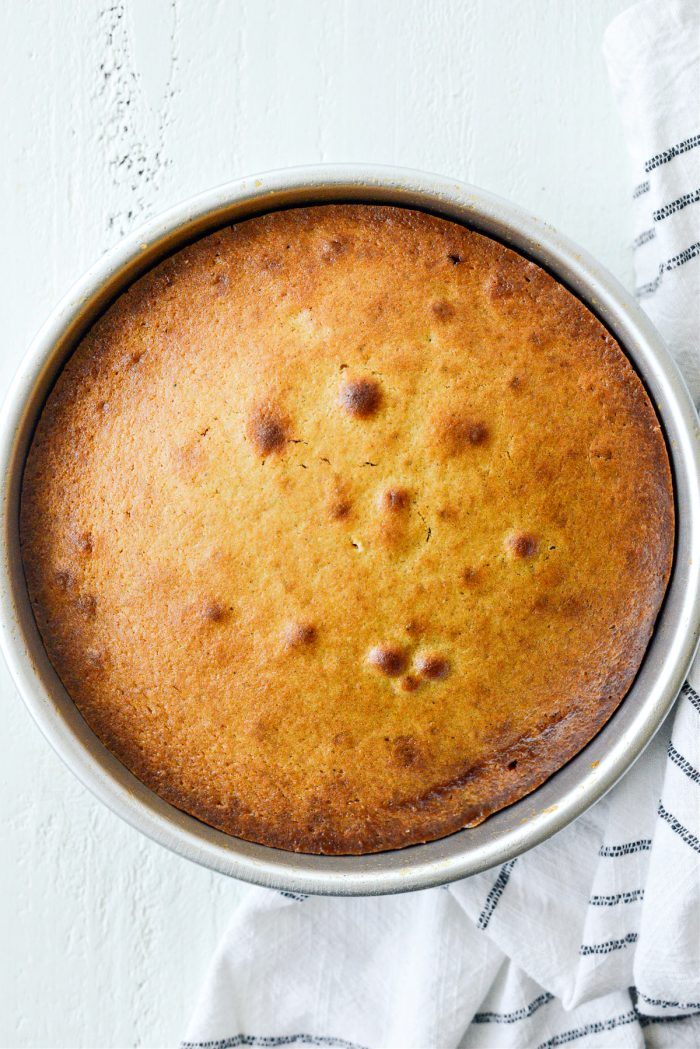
[20,205,674,854]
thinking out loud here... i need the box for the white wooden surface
[0,1,635,1045]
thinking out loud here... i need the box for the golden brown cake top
[20,205,674,854]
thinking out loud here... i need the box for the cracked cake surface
[20,204,674,854]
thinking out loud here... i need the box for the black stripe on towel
[632,228,656,250]
[477,859,517,930]
[589,889,644,907]
[598,839,651,858]
[645,133,700,172]
[666,241,700,268]
[579,932,638,956]
[181,1036,368,1049]
[683,683,700,714]
[653,187,700,222]
[667,741,700,785]
[636,272,664,297]
[473,992,554,1024]
[633,180,650,199]
[637,990,700,1011]
[636,241,700,297]
[658,802,700,854]
[536,993,700,1049]
[535,1009,638,1049]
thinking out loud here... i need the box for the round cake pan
[2,165,699,896]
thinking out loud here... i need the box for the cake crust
[20,205,674,854]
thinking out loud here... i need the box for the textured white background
[1,1,636,1046]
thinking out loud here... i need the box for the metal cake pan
[2,165,699,896]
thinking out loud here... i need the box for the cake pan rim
[1,163,698,895]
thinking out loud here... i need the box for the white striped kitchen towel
[182,2,700,1047]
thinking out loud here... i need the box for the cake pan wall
[1,165,699,896]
